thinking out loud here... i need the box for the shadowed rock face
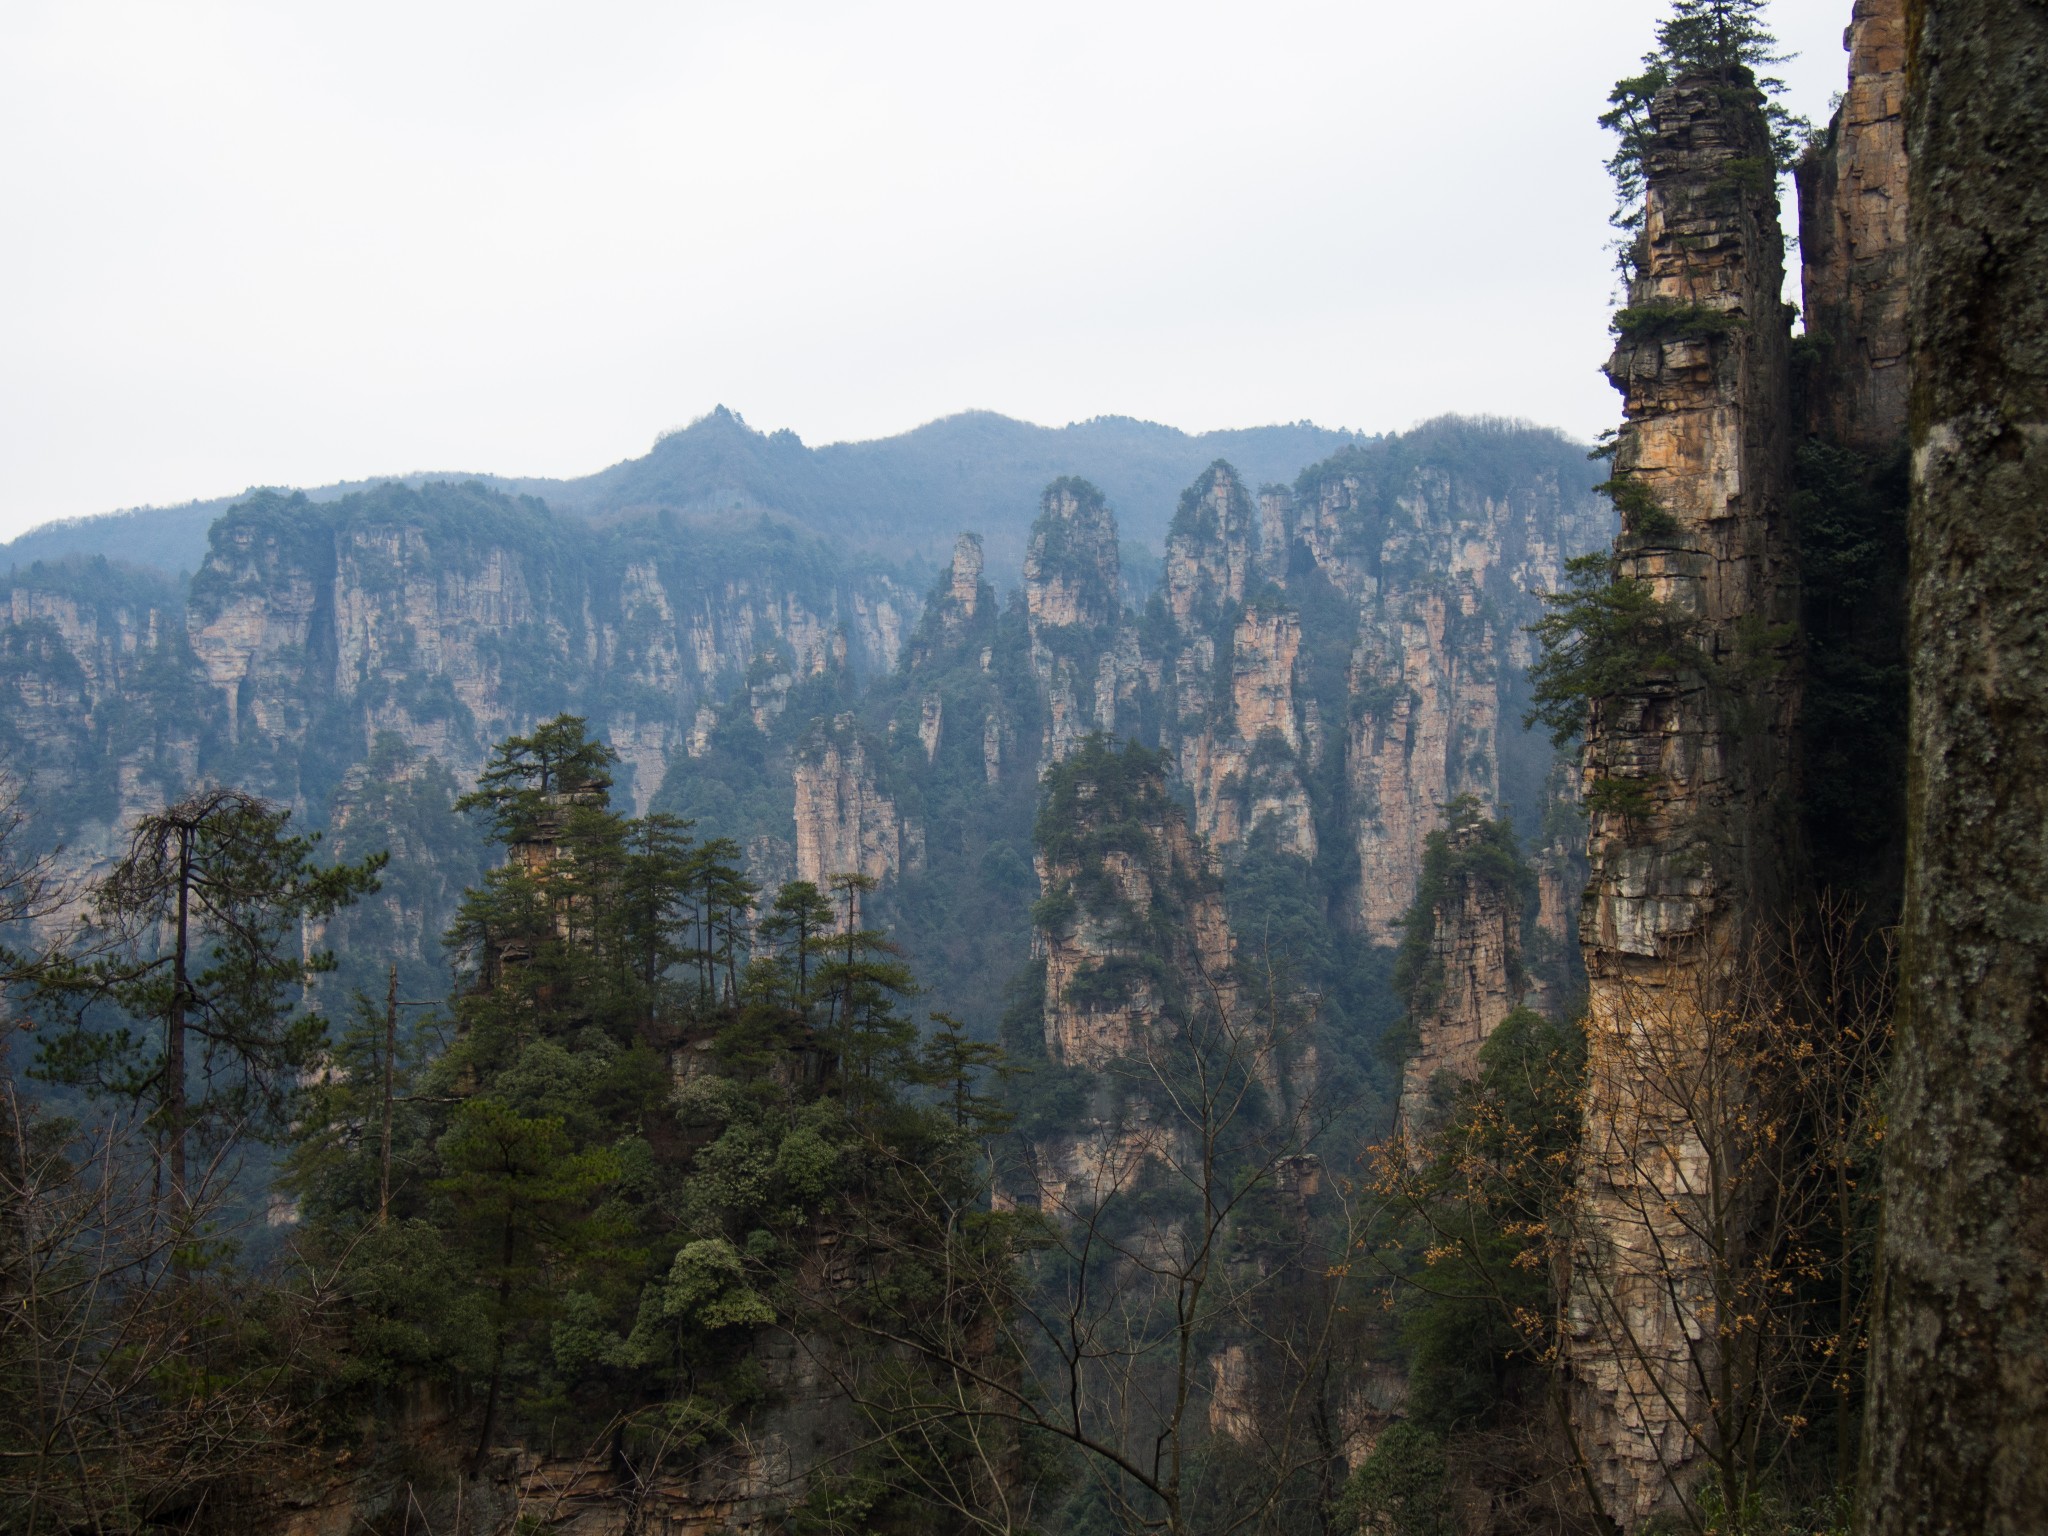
[1571,65,1803,1525]
[1864,0,2048,1525]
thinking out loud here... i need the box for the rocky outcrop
[1164,462,1254,631]
[1396,821,1526,1139]
[1023,480,1142,765]
[1795,0,1909,452]
[1569,68,1802,1527]
[791,715,921,891]
[1027,741,1237,1205]
[906,533,989,670]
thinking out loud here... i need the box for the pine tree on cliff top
[1601,0,1802,226]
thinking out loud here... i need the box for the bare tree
[1562,903,1891,1530]
[786,950,1366,1536]
[0,1063,341,1533]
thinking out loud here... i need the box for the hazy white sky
[0,1,1856,537]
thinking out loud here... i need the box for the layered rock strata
[1570,70,1801,1526]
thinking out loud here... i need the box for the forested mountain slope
[1,408,1365,580]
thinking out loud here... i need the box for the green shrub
[1525,553,1699,744]
[1611,299,1742,344]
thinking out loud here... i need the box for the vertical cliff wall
[1023,479,1144,765]
[1395,818,1527,1140]
[1026,740,1238,1209]
[1569,68,1801,1525]
[0,562,204,878]
[1158,436,1606,949]
[1795,0,1909,453]
[791,714,922,891]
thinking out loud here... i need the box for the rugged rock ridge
[1160,447,1605,944]
[1570,68,1802,1525]
[184,487,914,805]
[0,481,918,842]
[1795,0,1910,452]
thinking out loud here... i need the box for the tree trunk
[381,963,397,1224]
[470,1217,518,1477]
[1861,3,2048,1530]
[167,828,191,1211]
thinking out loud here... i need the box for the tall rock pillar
[1569,70,1799,1526]
[1395,819,1525,1140]
[1795,0,1909,453]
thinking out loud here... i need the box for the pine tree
[31,788,383,1205]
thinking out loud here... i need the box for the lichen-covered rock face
[1572,67,1805,1527]
[1795,0,1909,453]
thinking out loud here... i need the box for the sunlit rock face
[1570,65,1805,1527]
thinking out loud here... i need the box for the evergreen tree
[30,787,383,1205]
[1600,0,1803,233]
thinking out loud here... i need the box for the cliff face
[1027,743,1238,1208]
[0,565,206,878]
[1,482,918,847]
[1570,69,1801,1526]
[183,489,914,805]
[1023,480,1144,765]
[1795,0,1910,452]
[1395,824,1526,1139]
[1157,445,1605,946]
[791,715,922,891]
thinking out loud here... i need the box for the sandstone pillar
[1569,69,1799,1526]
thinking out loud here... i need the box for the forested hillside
[0,411,1608,1531]
[9,0,2033,1530]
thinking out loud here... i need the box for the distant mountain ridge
[2,408,1371,580]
